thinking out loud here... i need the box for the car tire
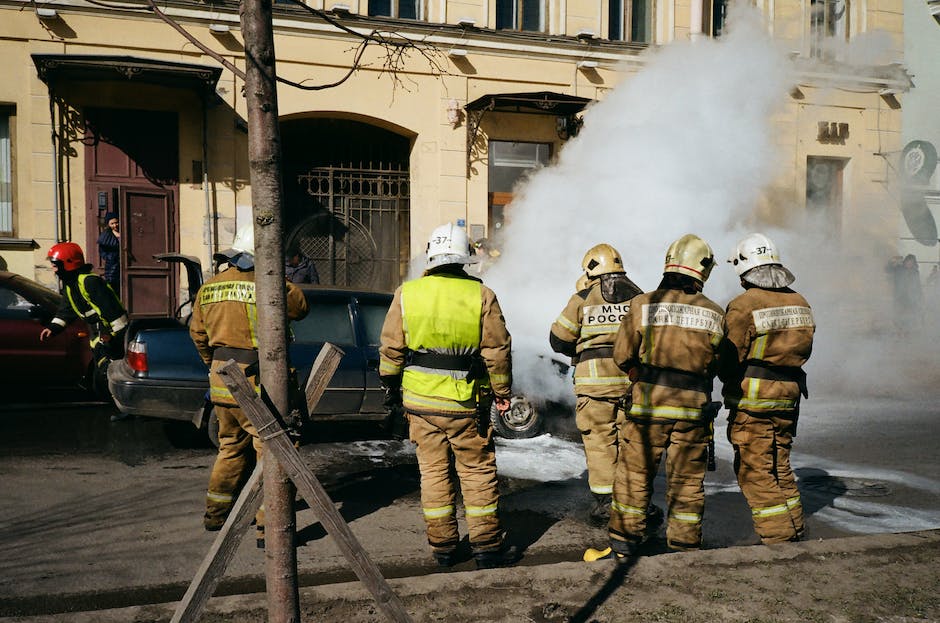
[490,394,543,439]
[206,407,220,449]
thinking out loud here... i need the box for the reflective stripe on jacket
[54,269,128,344]
[550,275,641,398]
[613,288,724,422]
[722,287,814,415]
[400,275,482,414]
[189,267,308,406]
[379,269,512,416]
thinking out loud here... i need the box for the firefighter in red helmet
[40,241,129,392]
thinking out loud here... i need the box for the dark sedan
[0,271,93,393]
[107,255,554,443]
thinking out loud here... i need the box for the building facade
[0,0,909,315]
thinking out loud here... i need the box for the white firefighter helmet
[213,224,256,270]
[582,243,625,279]
[663,234,715,283]
[728,232,795,288]
[426,223,479,269]
[232,224,255,255]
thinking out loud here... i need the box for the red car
[0,271,94,393]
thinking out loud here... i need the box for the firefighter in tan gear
[379,223,519,570]
[550,244,649,524]
[189,225,309,540]
[721,233,814,544]
[586,234,725,560]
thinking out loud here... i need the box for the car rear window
[293,302,355,346]
[359,302,390,347]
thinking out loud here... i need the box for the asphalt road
[1,390,939,617]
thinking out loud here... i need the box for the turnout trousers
[609,419,707,552]
[727,410,803,543]
[576,395,625,495]
[205,404,264,532]
[407,412,503,555]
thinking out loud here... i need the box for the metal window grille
[291,164,410,291]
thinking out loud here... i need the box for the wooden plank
[304,343,345,414]
[217,360,413,623]
[170,463,264,623]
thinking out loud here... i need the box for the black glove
[381,375,402,409]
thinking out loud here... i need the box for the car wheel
[490,394,543,439]
[206,407,220,449]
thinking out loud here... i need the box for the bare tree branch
[137,0,447,92]
[144,0,248,80]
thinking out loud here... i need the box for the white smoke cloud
[485,5,795,402]
[480,5,930,406]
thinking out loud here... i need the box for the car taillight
[127,341,148,374]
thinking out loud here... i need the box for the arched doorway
[281,118,411,292]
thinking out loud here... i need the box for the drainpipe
[690,0,704,41]
[48,89,60,243]
[202,90,211,269]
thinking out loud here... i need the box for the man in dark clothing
[97,212,121,295]
[285,249,320,284]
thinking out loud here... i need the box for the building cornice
[1,0,913,92]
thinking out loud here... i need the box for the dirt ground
[8,529,939,623]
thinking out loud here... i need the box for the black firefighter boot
[589,493,612,526]
[474,544,521,570]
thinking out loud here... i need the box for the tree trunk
[239,1,301,621]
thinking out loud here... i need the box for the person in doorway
[720,233,815,544]
[550,243,663,529]
[97,212,121,296]
[886,254,924,335]
[189,224,309,543]
[585,234,725,561]
[285,246,320,284]
[40,242,128,406]
[378,222,519,570]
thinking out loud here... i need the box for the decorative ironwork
[290,164,410,291]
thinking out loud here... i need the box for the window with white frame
[608,0,652,42]
[488,141,551,192]
[368,0,419,19]
[810,0,849,58]
[496,0,545,31]
[0,107,13,237]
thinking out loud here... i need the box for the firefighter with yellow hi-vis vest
[379,222,520,570]
[721,233,815,544]
[550,244,660,526]
[189,224,309,541]
[585,234,726,561]
[40,241,129,395]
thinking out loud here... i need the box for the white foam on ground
[495,434,587,482]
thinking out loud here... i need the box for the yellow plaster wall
[0,1,907,287]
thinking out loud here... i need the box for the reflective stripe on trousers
[728,411,803,543]
[408,412,503,553]
[609,419,707,551]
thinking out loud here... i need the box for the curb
[5,529,940,622]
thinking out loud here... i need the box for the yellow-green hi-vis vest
[400,275,483,416]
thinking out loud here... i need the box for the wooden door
[84,108,179,318]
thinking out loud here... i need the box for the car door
[353,292,393,415]
[0,275,89,386]
[290,290,365,417]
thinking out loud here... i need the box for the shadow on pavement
[295,463,420,545]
